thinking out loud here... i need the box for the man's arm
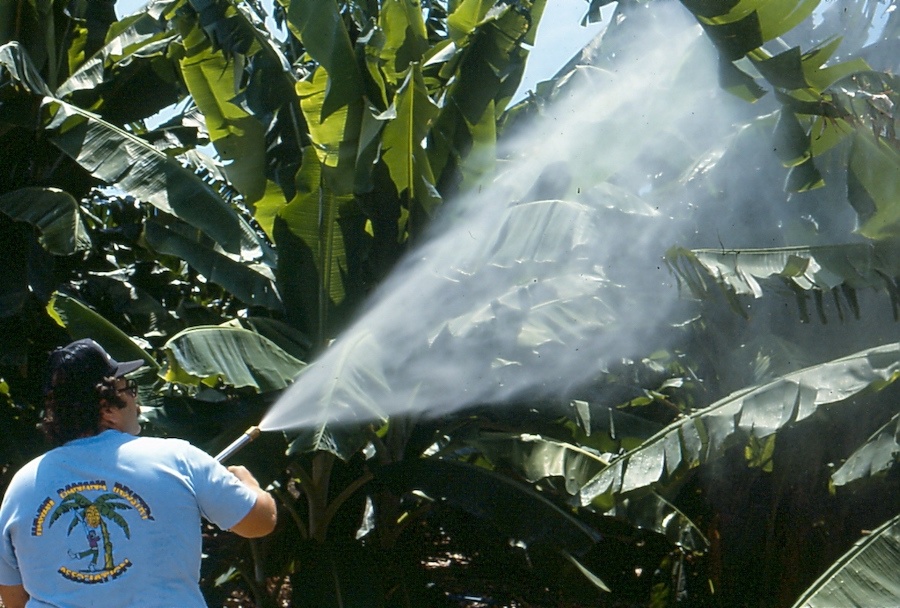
[226,465,277,538]
[0,583,28,608]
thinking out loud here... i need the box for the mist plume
[259,1,871,434]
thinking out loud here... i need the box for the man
[0,339,277,607]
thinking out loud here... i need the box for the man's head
[42,339,146,446]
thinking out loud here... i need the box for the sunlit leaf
[831,412,900,488]
[378,0,429,84]
[287,0,362,120]
[578,343,900,506]
[180,44,267,202]
[790,513,900,608]
[848,131,900,240]
[162,325,306,391]
[48,292,160,370]
[380,64,440,210]
[274,146,360,337]
[296,66,361,195]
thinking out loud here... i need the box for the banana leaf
[790,513,900,608]
[0,187,91,255]
[287,0,362,121]
[144,218,283,311]
[377,0,429,85]
[578,343,900,506]
[831,411,900,488]
[666,241,900,320]
[162,324,306,392]
[55,13,181,123]
[48,292,160,370]
[42,98,273,262]
[273,145,361,340]
[848,130,900,240]
[454,431,707,550]
[379,64,441,213]
[0,41,272,263]
[428,1,534,192]
[378,457,602,554]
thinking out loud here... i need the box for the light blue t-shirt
[0,430,259,607]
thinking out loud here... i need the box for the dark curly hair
[41,349,128,447]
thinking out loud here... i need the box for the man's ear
[98,400,117,428]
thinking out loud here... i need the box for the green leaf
[380,64,440,210]
[428,1,534,192]
[446,0,495,43]
[785,156,824,192]
[699,12,763,62]
[296,66,362,196]
[773,109,810,167]
[790,513,900,608]
[457,431,707,550]
[755,0,819,41]
[560,550,610,593]
[38,97,271,261]
[48,292,160,370]
[831,412,900,488]
[460,431,611,497]
[717,56,767,101]
[274,146,362,338]
[578,343,900,506]
[378,457,602,553]
[848,131,900,240]
[0,187,91,255]
[144,218,283,311]
[666,241,900,319]
[55,14,181,123]
[806,57,871,92]
[751,46,806,90]
[162,325,306,392]
[287,0,362,120]
[378,0,430,84]
[179,44,268,203]
[3,38,259,254]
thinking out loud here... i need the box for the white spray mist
[260,2,746,433]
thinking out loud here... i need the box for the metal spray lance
[215,426,262,462]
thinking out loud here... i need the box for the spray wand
[215,426,262,462]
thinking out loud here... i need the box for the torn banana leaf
[790,513,900,608]
[578,343,900,506]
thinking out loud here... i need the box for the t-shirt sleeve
[0,496,23,585]
[184,445,261,531]
[0,533,22,585]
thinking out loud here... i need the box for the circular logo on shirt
[32,480,154,585]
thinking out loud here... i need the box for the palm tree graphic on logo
[48,492,133,572]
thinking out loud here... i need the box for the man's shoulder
[125,435,213,462]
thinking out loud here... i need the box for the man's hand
[227,465,277,538]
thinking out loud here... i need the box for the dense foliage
[1,0,898,606]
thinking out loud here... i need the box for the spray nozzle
[215,426,261,463]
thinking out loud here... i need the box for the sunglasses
[116,378,139,398]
